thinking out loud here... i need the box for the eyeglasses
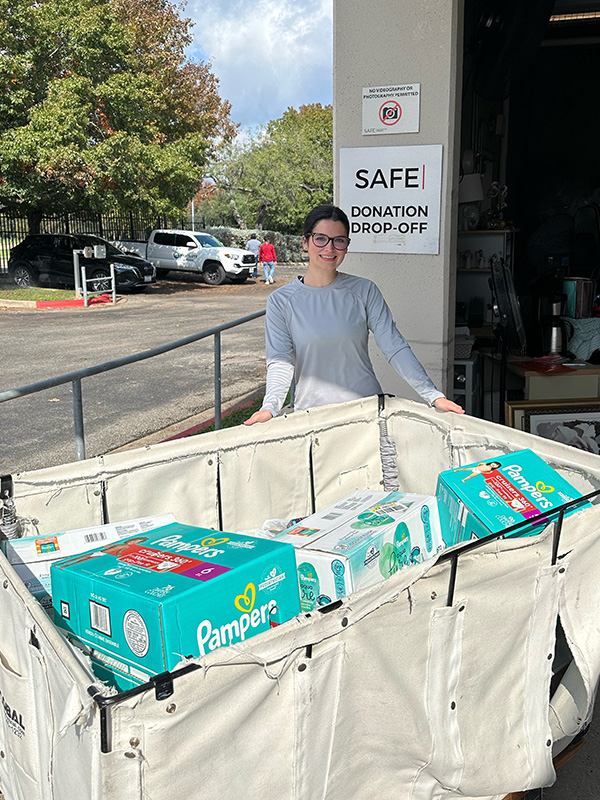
[308,233,351,251]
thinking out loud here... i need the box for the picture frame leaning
[505,398,600,454]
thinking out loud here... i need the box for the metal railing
[0,310,266,461]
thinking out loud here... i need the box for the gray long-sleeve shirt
[261,273,444,416]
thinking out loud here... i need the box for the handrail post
[73,250,83,298]
[214,331,222,430]
[72,378,86,461]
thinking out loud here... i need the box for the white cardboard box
[277,491,444,611]
[2,513,176,612]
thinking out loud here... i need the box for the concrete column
[333,0,463,401]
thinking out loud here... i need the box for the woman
[245,204,464,425]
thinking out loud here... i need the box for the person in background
[259,236,277,284]
[245,204,464,425]
[245,233,260,278]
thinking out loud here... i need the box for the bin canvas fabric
[1,396,600,800]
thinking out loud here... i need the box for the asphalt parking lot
[1,263,307,473]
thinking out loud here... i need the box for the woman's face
[302,218,349,273]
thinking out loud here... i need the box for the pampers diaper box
[276,490,444,611]
[436,448,586,546]
[2,513,176,614]
[50,522,301,686]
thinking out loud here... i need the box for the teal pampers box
[51,522,301,682]
[436,449,585,546]
[2,513,176,614]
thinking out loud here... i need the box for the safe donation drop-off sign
[339,145,443,255]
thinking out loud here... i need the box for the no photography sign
[363,84,421,135]
[339,145,443,255]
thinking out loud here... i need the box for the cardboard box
[2,514,176,613]
[51,522,301,682]
[277,490,391,543]
[436,449,586,546]
[277,491,444,611]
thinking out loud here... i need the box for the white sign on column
[362,84,421,135]
[339,145,443,255]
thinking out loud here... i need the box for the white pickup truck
[114,229,256,285]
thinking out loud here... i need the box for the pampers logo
[501,464,555,509]
[196,582,277,656]
[152,533,229,559]
[258,565,286,592]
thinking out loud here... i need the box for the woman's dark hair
[303,205,350,238]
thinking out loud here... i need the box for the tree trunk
[228,197,246,229]
[27,210,43,234]
[255,201,267,230]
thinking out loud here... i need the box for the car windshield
[197,234,223,248]
[74,235,125,257]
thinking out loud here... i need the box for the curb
[0,298,37,309]
[0,295,127,311]
[106,386,266,454]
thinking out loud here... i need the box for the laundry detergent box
[436,448,587,546]
[2,513,176,614]
[50,522,301,681]
[277,490,444,611]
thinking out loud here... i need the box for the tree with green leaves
[0,0,235,231]
[204,104,333,233]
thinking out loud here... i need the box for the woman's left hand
[433,397,465,414]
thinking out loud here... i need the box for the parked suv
[8,234,156,292]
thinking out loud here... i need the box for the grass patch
[194,391,291,435]
[0,287,77,301]
[197,397,263,434]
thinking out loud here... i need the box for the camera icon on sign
[382,105,399,121]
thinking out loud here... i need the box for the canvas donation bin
[1,396,600,800]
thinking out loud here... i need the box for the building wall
[333,0,464,401]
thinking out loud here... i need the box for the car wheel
[89,268,112,293]
[230,276,248,284]
[203,262,226,286]
[10,262,37,288]
[156,268,170,278]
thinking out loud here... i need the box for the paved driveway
[1,264,306,472]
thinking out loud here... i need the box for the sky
[185,0,333,130]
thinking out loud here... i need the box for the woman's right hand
[243,409,273,426]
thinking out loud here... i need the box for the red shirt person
[259,238,277,284]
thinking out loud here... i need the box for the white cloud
[186,0,333,128]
